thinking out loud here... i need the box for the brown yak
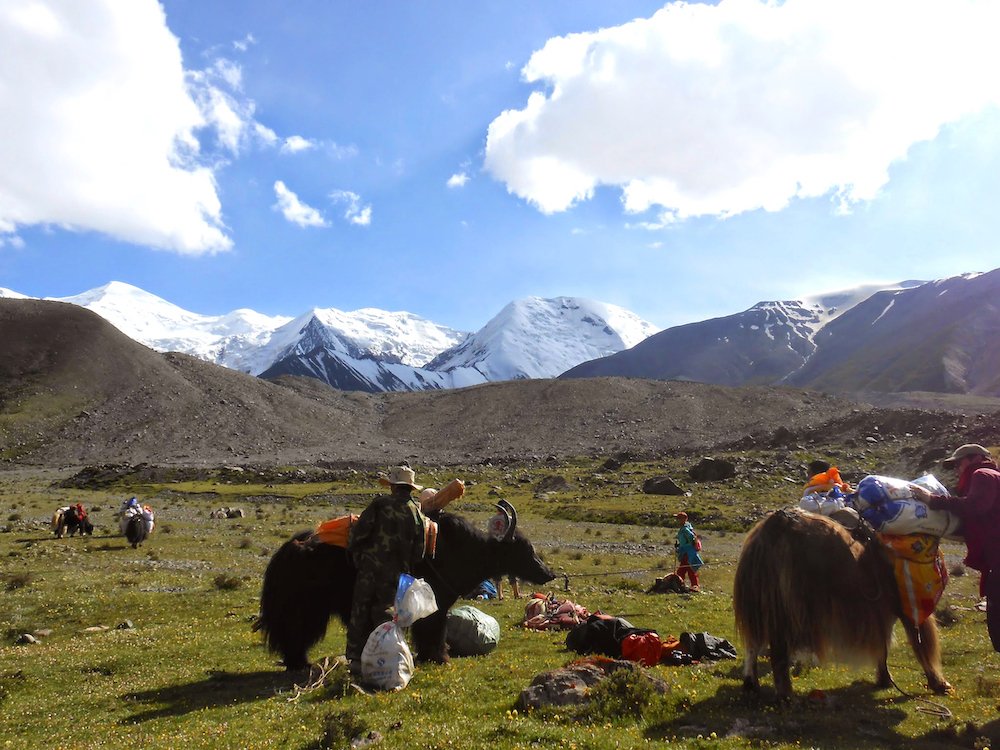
[733,508,951,700]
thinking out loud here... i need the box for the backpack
[694,534,703,552]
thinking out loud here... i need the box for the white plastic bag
[395,574,438,627]
[910,474,948,496]
[360,620,413,691]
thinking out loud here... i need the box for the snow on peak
[0,287,29,299]
[259,306,469,372]
[427,296,660,380]
[48,281,293,373]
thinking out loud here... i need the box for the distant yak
[51,504,93,538]
[255,505,555,670]
[734,508,951,700]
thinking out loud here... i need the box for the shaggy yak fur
[51,506,94,538]
[256,509,556,670]
[734,508,951,700]
[124,515,149,549]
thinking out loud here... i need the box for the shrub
[318,708,369,749]
[213,574,242,591]
[3,571,33,591]
[577,666,667,723]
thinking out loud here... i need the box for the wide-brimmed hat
[387,465,423,490]
[942,443,993,468]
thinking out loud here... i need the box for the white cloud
[330,190,372,226]
[0,0,231,253]
[0,234,25,249]
[273,181,328,228]
[281,135,316,154]
[485,0,1000,220]
[447,172,469,188]
[233,33,256,52]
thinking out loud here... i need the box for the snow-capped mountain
[6,281,658,393]
[53,282,293,374]
[562,280,927,386]
[426,297,660,380]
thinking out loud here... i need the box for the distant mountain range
[4,268,998,396]
[0,282,658,393]
[563,269,1000,397]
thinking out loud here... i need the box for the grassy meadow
[1,455,999,750]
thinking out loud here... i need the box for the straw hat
[387,465,423,490]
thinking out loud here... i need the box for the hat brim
[379,476,425,490]
[391,481,424,491]
[942,458,958,468]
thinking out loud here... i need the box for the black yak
[51,505,94,538]
[734,508,951,700]
[256,507,555,670]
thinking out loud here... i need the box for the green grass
[1,454,999,749]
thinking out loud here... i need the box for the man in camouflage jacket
[345,465,427,671]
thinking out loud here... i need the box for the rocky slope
[2,298,999,469]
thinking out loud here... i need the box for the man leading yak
[345,464,428,677]
[911,443,1000,651]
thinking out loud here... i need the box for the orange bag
[804,467,851,494]
[420,479,465,512]
[621,632,663,667]
[315,514,359,548]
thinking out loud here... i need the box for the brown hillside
[2,299,999,469]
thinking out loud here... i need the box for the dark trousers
[983,569,1000,652]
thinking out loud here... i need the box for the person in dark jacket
[345,465,427,674]
[912,443,1000,650]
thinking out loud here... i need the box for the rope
[884,668,953,719]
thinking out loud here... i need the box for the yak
[51,505,94,538]
[256,504,555,670]
[734,508,951,700]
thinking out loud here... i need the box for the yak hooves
[929,679,954,696]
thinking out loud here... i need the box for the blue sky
[2,0,1000,333]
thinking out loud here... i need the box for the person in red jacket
[913,443,1000,650]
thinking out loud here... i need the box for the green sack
[446,605,501,656]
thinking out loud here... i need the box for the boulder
[688,457,736,482]
[641,476,685,496]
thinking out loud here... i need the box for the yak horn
[496,499,518,542]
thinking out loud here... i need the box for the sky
[2,0,1000,334]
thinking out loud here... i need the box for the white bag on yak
[360,574,438,691]
[395,575,438,627]
[854,474,962,540]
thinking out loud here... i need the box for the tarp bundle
[315,514,358,547]
[446,605,501,656]
[418,479,465,513]
[854,474,962,539]
[879,532,948,626]
[314,513,437,557]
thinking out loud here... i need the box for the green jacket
[348,491,426,570]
